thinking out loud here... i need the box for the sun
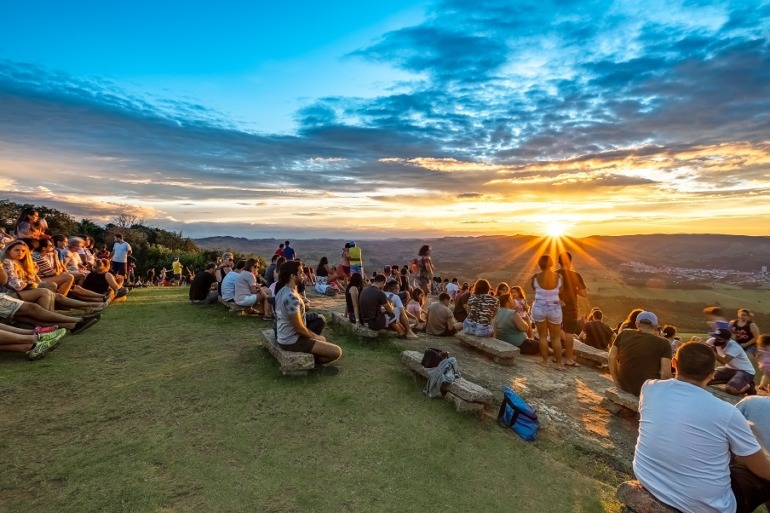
[545,221,568,238]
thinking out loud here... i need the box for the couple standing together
[530,252,585,370]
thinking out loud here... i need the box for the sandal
[563,360,581,367]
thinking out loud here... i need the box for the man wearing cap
[708,328,757,395]
[609,311,672,396]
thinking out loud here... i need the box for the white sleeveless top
[533,275,561,303]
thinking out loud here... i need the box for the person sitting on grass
[83,258,126,302]
[633,341,770,513]
[462,278,499,337]
[189,263,219,304]
[234,258,272,318]
[708,328,757,396]
[425,292,463,336]
[63,237,89,283]
[608,311,672,396]
[359,274,406,337]
[220,259,245,303]
[1,266,101,334]
[33,238,104,302]
[275,260,341,366]
[0,323,68,360]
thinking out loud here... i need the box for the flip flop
[564,361,581,367]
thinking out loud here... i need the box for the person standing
[348,241,363,277]
[731,308,761,356]
[108,233,132,277]
[557,252,587,346]
[282,241,296,261]
[416,244,434,296]
[171,257,183,286]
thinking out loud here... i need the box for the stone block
[330,312,399,339]
[616,481,680,513]
[444,392,484,414]
[454,331,518,365]
[401,350,494,405]
[573,340,609,367]
[604,387,639,413]
[259,329,315,376]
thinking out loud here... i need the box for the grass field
[1,288,619,513]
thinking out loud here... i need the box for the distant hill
[195,234,770,277]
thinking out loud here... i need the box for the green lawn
[1,288,618,513]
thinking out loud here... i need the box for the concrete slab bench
[454,331,518,365]
[218,297,251,314]
[329,312,399,339]
[572,339,609,368]
[258,329,315,376]
[401,350,494,414]
[604,386,639,414]
[616,481,680,513]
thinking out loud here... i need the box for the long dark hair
[418,245,431,256]
[347,272,363,291]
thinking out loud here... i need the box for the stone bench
[401,350,494,414]
[454,331,518,365]
[329,312,399,339]
[604,386,639,414]
[218,297,251,314]
[616,481,680,513]
[258,329,315,376]
[572,339,609,368]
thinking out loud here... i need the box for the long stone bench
[329,312,399,339]
[218,297,251,315]
[616,481,680,513]
[572,339,609,368]
[454,331,518,365]
[401,350,494,414]
[258,329,315,376]
[604,386,639,414]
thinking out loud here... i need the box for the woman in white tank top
[530,255,566,370]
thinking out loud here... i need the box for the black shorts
[731,461,770,513]
[111,262,127,276]
[279,337,316,354]
[561,307,580,334]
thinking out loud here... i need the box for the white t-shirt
[220,270,240,301]
[446,282,459,297]
[111,241,131,263]
[233,272,256,304]
[634,379,761,513]
[385,292,404,320]
[713,339,756,374]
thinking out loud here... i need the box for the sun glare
[545,221,567,238]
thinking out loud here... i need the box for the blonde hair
[93,258,110,273]
[2,240,37,281]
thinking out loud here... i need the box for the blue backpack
[498,385,540,441]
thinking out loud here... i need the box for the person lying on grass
[274,260,341,366]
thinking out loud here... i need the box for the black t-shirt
[582,320,614,350]
[189,271,216,301]
[614,330,672,396]
[556,268,585,307]
[359,285,388,322]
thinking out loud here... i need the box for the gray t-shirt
[233,271,256,304]
[737,396,770,449]
[275,285,305,346]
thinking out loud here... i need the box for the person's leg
[548,321,564,369]
[71,284,106,301]
[54,293,105,311]
[562,331,578,366]
[710,367,736,386]
[535,321,550,364]
[0,331,37,352]
[15,302,82,329]
[730,460,770,513]
[310,340,342,365]
[17,288,56,310]
[41,273,75,296]
[398,309,418,338]
[726,370,755,395]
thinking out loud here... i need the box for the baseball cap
[636,311,658,326]
[709,328,732,340]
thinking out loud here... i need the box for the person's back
[190,270,216,301]
[453,290,469,322]
[493,307,527,346]
[613,328,671,395]
[582,319,614,350]
[283,245,295,261]
[359,284,386,323]
[635,378,761,512]
[233,270,256,304]
[220,270,239,301]
[425,300,453,336]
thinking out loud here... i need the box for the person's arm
[579,330,587,341]
[739,450,770,481]
[714,351,732,365]
[445,309,456,332]
[743,323,762,349]
[2,260,28,291]
[608,346,620,385]
[0,263,7,286]
[286,301,324,341]
[659,358,672,379]
[104,272,120,292]
[513,312,529,333]
[126,244,132,257]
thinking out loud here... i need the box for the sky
[1,0,770,239]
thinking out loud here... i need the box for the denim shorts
[532,300,562,325]
[463,318,493,337]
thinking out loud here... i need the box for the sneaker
[71,315,101,335]
[406,331,419,340]
[115,287,128,299]
[26,329,66,360]
[34,325,58,335]
[37,329,67,352]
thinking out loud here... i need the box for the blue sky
[1,0,770,238]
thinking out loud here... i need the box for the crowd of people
[0,208,138,360]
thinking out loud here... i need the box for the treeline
[0,200,261,277]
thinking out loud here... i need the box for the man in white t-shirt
[445,278,459,301]
[108,233,132,276]
[708,328,757,395]
[634,341,770,513]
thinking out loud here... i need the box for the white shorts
[235,294,258,307]
[0,293,24,319]
[531,301,562,325]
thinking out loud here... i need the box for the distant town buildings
[621,261,770,286]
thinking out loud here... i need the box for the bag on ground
[498,385,539,441]
[421,348,449,368]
